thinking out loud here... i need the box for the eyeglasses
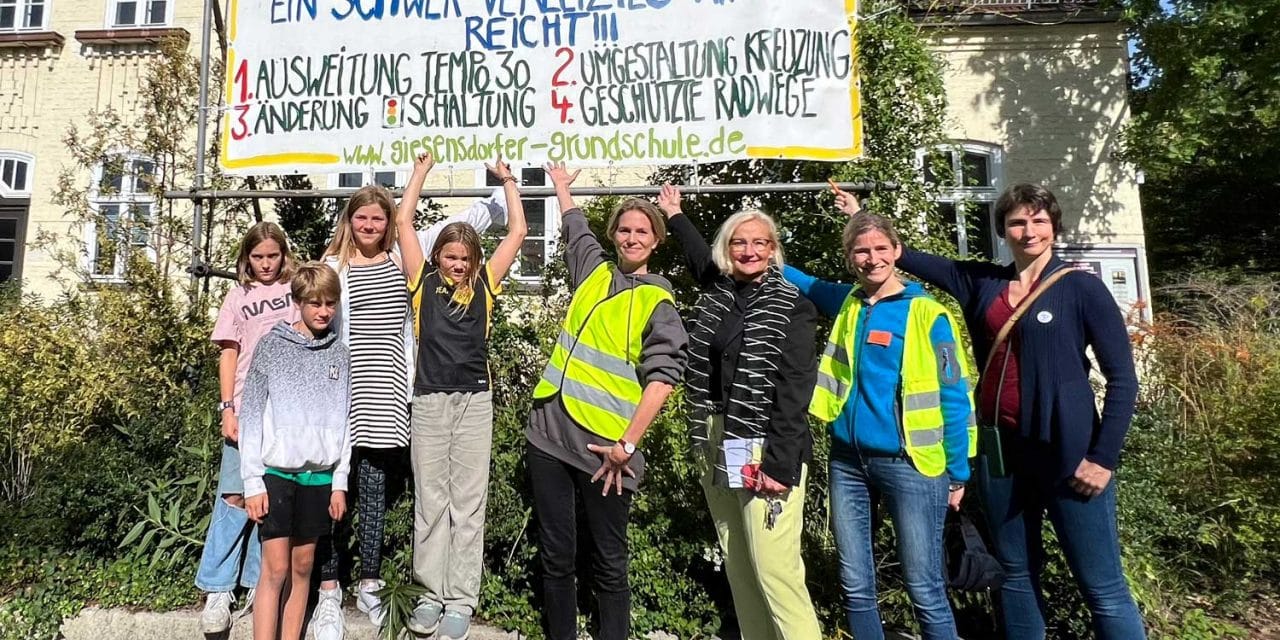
[729,238,774,252]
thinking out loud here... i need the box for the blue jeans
[830,454,957,640]
[194,442,261,592]
[977,455,1145,639]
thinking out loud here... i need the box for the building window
[335,170,399,190]
[0,0,46,31]
[479,166,558,282]
[919,142,1006,261]
[109,0,166,27]
[88,154,156,280]
[0,153,33,197]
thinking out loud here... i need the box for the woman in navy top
[839,184,1144,639]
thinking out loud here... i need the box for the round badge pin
[1037,310,1054,324]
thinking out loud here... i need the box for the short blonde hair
[290,262,341,303]
[710,210,786,275]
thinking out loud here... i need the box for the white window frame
[0,152,34,197]
[0,0,48,32]
[916,141,1008,262]
[86,152,158,282]
[473,166,559,285]
[105,0,170,28]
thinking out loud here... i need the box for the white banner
[219,0,863,175]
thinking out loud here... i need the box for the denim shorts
[216,441,244,496]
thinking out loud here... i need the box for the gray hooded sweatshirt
[239,321,352,498]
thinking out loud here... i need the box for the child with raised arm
[394,152,527,640]
[240,263,352,640]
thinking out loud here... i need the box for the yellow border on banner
[222,153,341,169]
[745,0,864,160]
[228,0,238,41]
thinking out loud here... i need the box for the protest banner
[219,0,863,174]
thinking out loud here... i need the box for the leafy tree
[1122,0,1280,275]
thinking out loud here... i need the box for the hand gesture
[755,471,789,497]
[657,183,683,218]
[220,412,239,443]
[948,485,965,511]
[412,152,435,177]
[586,442,635,496]
[329,490,347,521]
[246,493,268,523]
[834,189,861,217]
[1069,459,1113,498]
[544,162,580,191]
[486,154,513,182]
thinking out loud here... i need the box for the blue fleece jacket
[785,265,971,482]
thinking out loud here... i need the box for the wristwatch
[617,438,637,456]
[218,400,235,412]
[948,482,965,492]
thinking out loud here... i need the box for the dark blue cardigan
[897,248,1139,481]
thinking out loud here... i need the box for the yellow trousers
[700,417,824,640]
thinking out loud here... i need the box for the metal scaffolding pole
[188,0,215,283]
[165,181,892,200]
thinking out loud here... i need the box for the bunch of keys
[764,498,783,530]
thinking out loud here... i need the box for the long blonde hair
[429,221,484,308]
[323,185,398,271]
[236,222,297,286]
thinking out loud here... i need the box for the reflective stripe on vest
[809,293,977,477]
[532,262,674,440]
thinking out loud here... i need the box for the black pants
[527,443,632,640]
[318,447,408,582]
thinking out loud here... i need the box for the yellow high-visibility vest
[533,263,675,440]
[809,293,978,477]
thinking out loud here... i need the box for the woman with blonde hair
[658,185,823,640]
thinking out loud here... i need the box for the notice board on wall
[219,0,864,175]
[1057,243,1153,325]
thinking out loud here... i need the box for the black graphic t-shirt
[411,263,498,393]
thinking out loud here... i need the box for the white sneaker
[355,580,386,627]
[311,586,346,640]
[199,591,234,634]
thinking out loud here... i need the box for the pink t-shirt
[211,281,300,410]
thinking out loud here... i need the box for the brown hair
[290,261,341,303]
[236,222,297,286]
[323,185,398,271]
[994,183,1062,238]
[841,212,901,270]
[430,221,484,308]
[606,198,667,246]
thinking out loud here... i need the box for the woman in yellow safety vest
[785,208,974,640]
[524,163,688,640]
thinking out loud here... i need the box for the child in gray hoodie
[240,263,351,640]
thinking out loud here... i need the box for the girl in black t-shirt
[393,152,527,640]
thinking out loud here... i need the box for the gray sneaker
[405,599,444,635]
[438,610,471,640]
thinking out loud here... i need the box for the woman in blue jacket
[838,184,1145,639]
[785,212,972,640]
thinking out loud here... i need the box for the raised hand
[834,189,861,217]
[487,154,514,182]
[412,151,435,177]
[544,162,581,190]
[657,183,683,218]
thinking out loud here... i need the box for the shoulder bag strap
[981,267,1077,377]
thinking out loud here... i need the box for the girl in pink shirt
[196,222,300,634]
